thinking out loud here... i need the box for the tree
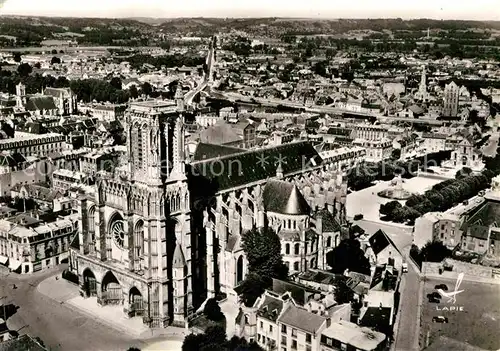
[203,298,224,321]
[34,62,41,69]
[455,167,473,180]
[140,82,153,96]
[110,76,123,90]
[51,56,61,65]
[182,333,207,351]
[238,272,268,307]
[334,279,354,304]
[420,240,452,263]
[129,85,139,99]
[13,52,21,63]
[326,238,371,275]
[160,41,171,51]
[390,149,401,160]
[51,49,57,55]
[241,227,288,280]
[182,326,226,351]
[379,201,402,218]
[17,63,32,77]
[325,48,336,59]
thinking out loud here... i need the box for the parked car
[428,296,441,303]
[402,263,408,273]
[427,292,441,299]
[435,284,448,291]
[432,316,449,323]
[353,214,364,220]
[427,292,441,303]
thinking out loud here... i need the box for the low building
[320,320,386,351]
[0,153,49,196]
[354,139,393,163]
[278,303,328,351]
[366,230,403,272]
[0,132,67,157]
[422,133,448,153]
[0,212,77,274]
[52,169,87,192]
[414,212,461,249]
[91,104,127,122]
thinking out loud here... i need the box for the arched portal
[102,271,122,305]
[129,287,144,317]
[82,268,97,297]
[236,255,244,284]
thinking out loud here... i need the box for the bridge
[208,90,464,126]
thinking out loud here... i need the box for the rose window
[111,220,125,249]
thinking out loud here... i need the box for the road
[393,257,422,351]
[0,265,145,351]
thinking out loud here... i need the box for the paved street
[393,258,422,351]
[0,265,146,351]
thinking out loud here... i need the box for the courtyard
[346,175,444,222]
[420,276,500,350]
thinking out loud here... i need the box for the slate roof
[195,122,243,145]
[0,152,26,167]
[257,294,285,322]
[277,304,326,334]
[359,306,392,333]
[189,141,322,193]
[462,201,500,231]
[44,87,72,98]
[316,209,341,232]
[69,232,80,250]
[369,265,385,289]
[263,180,310,215]
[25,96,57,111]
[193,142,243,161]
[11,183,62,202]
[20,121,45,134]
[368,229,401,257]
[271,278,321,306]
[298,270,342,286]
[0,335,48,351]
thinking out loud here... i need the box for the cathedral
[15,83,77,116]
[69,91,352,328]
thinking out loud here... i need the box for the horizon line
[1,14,500,22]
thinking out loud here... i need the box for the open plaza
[346,175,445,222]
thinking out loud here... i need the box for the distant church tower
[15,82,26,109]
[175,85,184,111]
[417,65,427,101]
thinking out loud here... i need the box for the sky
[0,0,499,20]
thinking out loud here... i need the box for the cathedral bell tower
[164,112,193,325]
